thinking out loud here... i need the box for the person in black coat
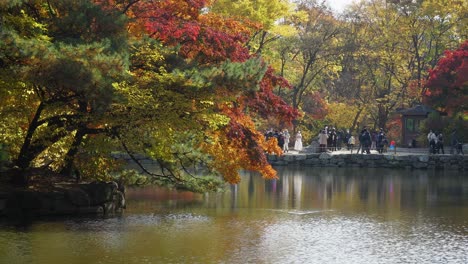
[436,132,444,154]
[361,128,371,154]
[376,129,386,154]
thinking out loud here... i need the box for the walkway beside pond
[269,147,467,171]
[285,147,460,156]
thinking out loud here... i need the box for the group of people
[318,126,389,154]
[427,130,445,154]
[265,126,464,156]
[427,129,464,155]
[264,129,303,152]
[355,127,389,154]
[318,127,336,152]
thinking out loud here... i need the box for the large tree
[265,0,341,134]
[0,0,297,189]
[424,40,468,115]
[1,0,129,177]
[210,0,294,54]
[332,0,466,131]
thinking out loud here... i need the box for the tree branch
[116,133,176,183]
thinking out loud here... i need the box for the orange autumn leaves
[202,107,281,184]
[131,0,295,182]
[96,0,296,183]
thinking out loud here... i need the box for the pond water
[1,167,467,263]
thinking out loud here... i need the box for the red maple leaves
[134,0,252,63]
[129,0,298,123]
[424,40,468,115]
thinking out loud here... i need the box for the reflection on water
[1,168,467,263]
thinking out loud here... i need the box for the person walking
[294,131,303,151]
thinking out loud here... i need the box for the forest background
[0,0,467,191]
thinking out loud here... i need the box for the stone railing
[268,153,468,170]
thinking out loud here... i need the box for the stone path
[285,147,464,156]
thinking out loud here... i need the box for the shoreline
[268,148,467,170]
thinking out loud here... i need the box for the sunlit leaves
[211,0,291,30]
[125,0,297,184]
[1,0,299,190]
[201,112,279,184]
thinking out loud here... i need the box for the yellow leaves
[202,113,230,129]
[200,100,214,106]
[211,0,292,30]
[271,24,297,37]
[326,102,363,129]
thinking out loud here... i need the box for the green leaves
[1,0,293,190]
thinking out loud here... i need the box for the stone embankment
[268,152,467,170]
[0,181,125,218]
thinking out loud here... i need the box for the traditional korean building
[397,105,438,147]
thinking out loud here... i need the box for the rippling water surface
[1,167,467,263]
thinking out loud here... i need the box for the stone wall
[268,153,468,170]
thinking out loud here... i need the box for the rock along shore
[0,181,125,218]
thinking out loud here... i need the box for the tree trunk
[351,106,364,133]
[60,128,86,178]
[378,105,389,130]
[16,102,44,169]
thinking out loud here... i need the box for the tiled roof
[396,105,435,115]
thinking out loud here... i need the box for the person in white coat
[294,131,303,151]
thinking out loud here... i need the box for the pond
[1,167,467,263]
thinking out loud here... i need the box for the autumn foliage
[302,91,328,119]
[202,106,280,184]
[131,0,254,63]
[127,0,297,181]
[424,40,468,115]
[0,0,302,191]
